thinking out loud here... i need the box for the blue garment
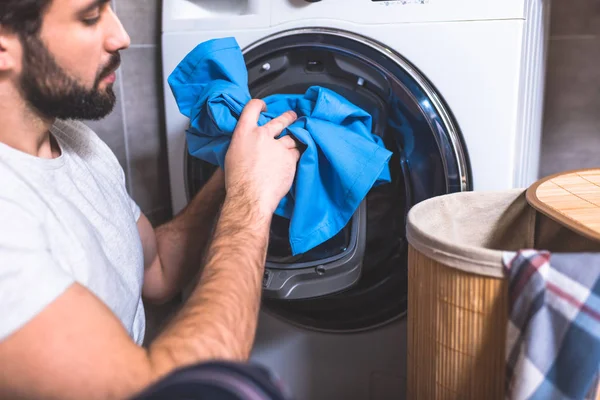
[168,37,392,255]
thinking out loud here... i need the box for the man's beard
[19,35,120,121]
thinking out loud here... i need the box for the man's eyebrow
[77,0,111,16]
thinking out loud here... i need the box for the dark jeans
[131,361,294,400]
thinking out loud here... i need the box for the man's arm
[140,168,226,304]
[0,100,300,400]
[149,190,271,368]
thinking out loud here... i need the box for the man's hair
[0,0,52,37]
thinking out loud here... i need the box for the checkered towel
[503,250,600,400]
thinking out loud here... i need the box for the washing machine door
[186,28,471,333]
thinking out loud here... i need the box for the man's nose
[105,7,131,52]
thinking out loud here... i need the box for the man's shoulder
[0,161,47,220]
[51,119,126,181]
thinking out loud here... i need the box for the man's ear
[0,26,20,72]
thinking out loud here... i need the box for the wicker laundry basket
[405,189,599,400]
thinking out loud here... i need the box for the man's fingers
[237,99,266,132]
[279,136,301,163]
[290,148,301,162]
[278,135,298,150]
[263,111,297,138]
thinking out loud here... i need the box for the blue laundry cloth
[168,37,392,255]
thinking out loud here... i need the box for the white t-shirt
[0,119,146,344]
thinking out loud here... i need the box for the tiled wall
[540,0,600,177]
[91,0,599,227]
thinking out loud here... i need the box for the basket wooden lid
[526,168,600,243]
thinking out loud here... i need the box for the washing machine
[160,1,550,399]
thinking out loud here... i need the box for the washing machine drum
[186,28,470,333]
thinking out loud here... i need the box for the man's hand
[140,99,300,304]
[225,99,300,217]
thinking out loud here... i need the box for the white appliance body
[160,1,550,398]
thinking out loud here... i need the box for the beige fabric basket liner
[406,188,598,278]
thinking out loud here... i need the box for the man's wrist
[205,169,226,196]
[223,190,273,231]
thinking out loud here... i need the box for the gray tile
[540,110,600,176]
[550,0,600,37]
[543,37,600,112]
[539,145,600,177]
[115,0,160,46]
[121,47,171,214]
[83,79,128,172]
[540,37,600,176]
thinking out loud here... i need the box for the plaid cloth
[503,250,600,400]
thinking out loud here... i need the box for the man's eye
[82,14,101,26]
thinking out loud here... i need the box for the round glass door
[186,28,471,332]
